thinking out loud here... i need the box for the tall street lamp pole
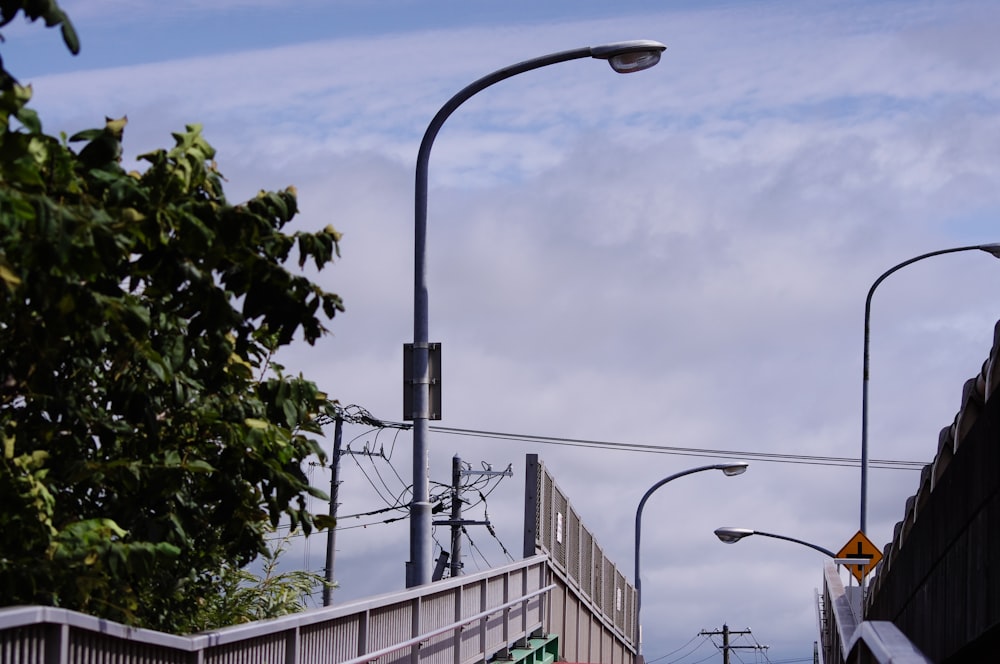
[859,243,1000,534]
[713,527,835,558]
[407,40,667,588]
[633,462,748,659]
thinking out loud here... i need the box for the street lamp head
[714,527,755,544]
[590,40,667,74]
[978,243,1000,259]
[720,462,749,476]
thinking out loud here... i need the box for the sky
[7,0,1000,661]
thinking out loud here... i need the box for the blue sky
[4,0,732,74]
[8,1,1000,662]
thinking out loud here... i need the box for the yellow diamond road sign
[836,530,883,583]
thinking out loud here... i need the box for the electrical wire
[323,407,412,515]
[432,529,447,559]
[317,403,398,429]
[463,528,491,571]
[654,634,714,663]
[317,406,924,546]
[723,629,769,664]
[481,494,515,563]
[687,649,724,664]
[347,441,405,509]
[317,410,925,550]
[334,515,407,531]
[270,513,411,539]
[730,628,773,664]
[418,423,927,470]
[647,633,702,662]
[750,629,772,663]
[479,467,511,499]
[365,445,404,500]
[381,428,408,482]
[336,502,408,520]
[459,471,509,511]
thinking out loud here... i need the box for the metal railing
[0,555,551,664]
[820,563,931,664]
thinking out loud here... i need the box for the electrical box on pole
[403,342,441,420]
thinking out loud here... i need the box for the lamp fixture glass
[714,527,754,544]
[720,462,749,476]
[590,40,667,74]
[608,50,661,74]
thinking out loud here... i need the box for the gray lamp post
[407,40,667,588]
[713,527,836,558]
[633,462,748,658]
[859,243,1000,534]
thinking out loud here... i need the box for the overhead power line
[647,633,704,663]
[396,423,928,471]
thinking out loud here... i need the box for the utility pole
[449,455,463,578]
[433,455,512,578]
[700,625,764,664]
[321,411,388,605]
[323,416,343,606]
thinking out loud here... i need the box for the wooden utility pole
[323,416,343,606]
[700,624,761,664]
[322,414,388,604]
[433,455,512,578]
[449,454,463,578]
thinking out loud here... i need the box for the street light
[407,40,667,588]
[713,527,836,558]
[714,526,880,608]
[634,462,748,658]
[859,243,1000,534]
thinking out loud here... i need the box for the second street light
[859,242,1000,534]
[405,40,667,588]
[633,462,748,660]
[713,527,836,558]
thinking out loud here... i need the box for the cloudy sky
[9,0,1000,661]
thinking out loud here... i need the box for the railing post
[44,623,68,664]
[283,626,299,664]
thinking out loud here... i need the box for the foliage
[188,530,335,633]
[0,2,345,631]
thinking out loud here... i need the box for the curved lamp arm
[859,242,1000,533]
[413,40,667,342]
[714,527,836,558]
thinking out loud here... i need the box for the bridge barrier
[820,563,931,664]
[0,555,551,664]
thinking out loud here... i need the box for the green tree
[189,529,335,633]
[0,1,343,632]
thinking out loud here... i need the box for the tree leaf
[60,16,80,55]
[183,460,216,473]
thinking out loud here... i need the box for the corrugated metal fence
[523,454,636,663]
